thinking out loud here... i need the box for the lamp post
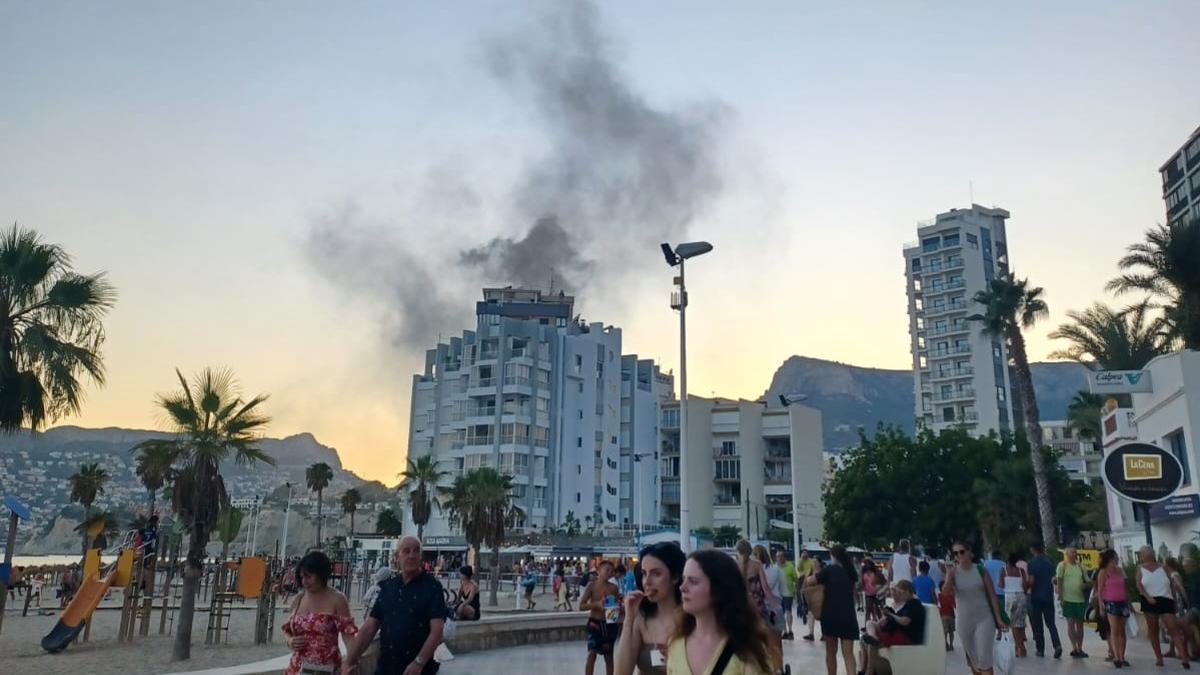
[778,393,808,559]
[661,241,713,554]
[250,495,260,556]
[633,452,652,545]
[280,483,292,559]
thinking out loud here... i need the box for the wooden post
[159,541,180,634]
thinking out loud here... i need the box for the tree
[375,508,403,536]
[131,368,271,662]
[306,462,333,547]
[69,462,108,562]
[74,510,119,552]
[445,468,520,607]
[1107,217,1200,349]
[1048,301,1172,370]
[560,510,581,538]
[341,488,362,538]
[712,525,743,548]
[1066,391,1106,447]
[398,454,449,541]
[214,507,244,561]
[0,225,117,432]
[969,274,1057,548]
[133,444,174,517]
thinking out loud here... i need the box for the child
[939,581,956,652]
[913,560,938,606]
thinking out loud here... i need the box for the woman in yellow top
[666,550,774,675]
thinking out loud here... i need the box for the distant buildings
[903,205,1017,436]
[1041,420,1102,484]
[1101,351,1200,557]
[406,288,672,537]
[658,396,824,543]
[1161,125,1200,225]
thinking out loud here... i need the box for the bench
[879,603,945,674]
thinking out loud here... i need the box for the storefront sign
[1149,494,1200,522]
[1076,549,1101,571]
[1102,442,1183,503]
[1089,370,1153,394]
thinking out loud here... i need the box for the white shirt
[891,553,914,583]
[1140,565,1171,599]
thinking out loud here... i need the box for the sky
[2,1,1198,483]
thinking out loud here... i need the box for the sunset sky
[3,1,1198,483]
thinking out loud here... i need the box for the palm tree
[398,454,449,540]
[131,368,271,662]
[1048,301,1173,370]
[969,274,1057,548]
[214,507,244,562]
[69,462,108,561]
[1066,391,1106,449]
[133,444,175,517]
[445,468,521,607]
[1107,217,1200,349]
[0,225,117,432]
[341,488,362,538]
[306,462,334,547]
[74,511,119,552]
[375,508,403,536]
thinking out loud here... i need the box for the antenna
[969,180,974,205]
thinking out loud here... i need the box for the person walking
[776,550,797,640]
[1054,546,1089,658]
[282,551,358,675]
[615,543,686,675]
[913,560,938,606]
[807,545,858,675]
[342,536,446,675]
[753,544,786,675]
[796,550,814,628]
[1000,552,1030,657]
[862,560,883,622]
[357,566,394,675]
[581,559,623,675]
[889,540,916,594]
[945,541,1008,674]
[1166,558,1190,660]
[1097,549,1131,668]
[1136,545,1191,669]
[555,566,573,611]
[1026,542,1062,659]
[667,549,772,675]
[939,581,957,652]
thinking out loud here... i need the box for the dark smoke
[307,0,736,351]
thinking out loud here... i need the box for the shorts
[586,618,617,655]
[781,596,793,613]
[1143,596,1177,614]
[1103,601,1131,617]
[877,629,915,647]
[1062,601,1087,620]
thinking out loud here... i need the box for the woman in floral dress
[282,552,357,675]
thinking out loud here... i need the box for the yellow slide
[41,549,134,653]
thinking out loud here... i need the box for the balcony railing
[471,377,496,388]
[465,435,495,446]
[924,301,967,317]
[714,494,741,506]
[929,345,972,358]
[962,412,980,422]
[502,375,531,386]
[927,324,969,337]
[932,388,976,401]
[931,366,974,379]
[500,434,531,445]
[478,350,499,361]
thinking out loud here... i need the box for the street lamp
[280,482,292,559]
[661,240,714,553]
[777,393,808,559]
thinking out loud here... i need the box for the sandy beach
[1,604,290,675]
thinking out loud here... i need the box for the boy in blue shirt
[913,560,938,605]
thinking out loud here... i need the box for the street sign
[3,496,31,521]
[1102,442,1183,503]
[1148,494,1200,522]
[1089,370,1153,394]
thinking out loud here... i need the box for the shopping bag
[802,584,825,620]
[1126,616,1139,639]
[993,632,1016,675]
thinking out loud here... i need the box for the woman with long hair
[1000,551,1030,657]
[807,545,859,675]
[281,551,357,675]
[456,565,481,621]
[1097,549,1130,668]
[736,540,783,673]
[1135,545,1189,669]
[944,541,1008,675]
[753,544,787,675]
[616,543,687,675]
[667,549,772,675]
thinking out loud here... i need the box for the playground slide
[41,573,115,653]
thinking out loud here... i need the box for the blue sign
[1149,494,1200,523]
[3,495,31,521]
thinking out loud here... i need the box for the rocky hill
[764,356,1090,452]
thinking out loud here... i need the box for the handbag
[802,584,825,620]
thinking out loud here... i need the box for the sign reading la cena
[1103,442,1183,503]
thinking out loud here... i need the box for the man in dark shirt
[1027,542,1062,658]
[861,580,925,675]
[344,536,445,675]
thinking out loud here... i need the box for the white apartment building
[658,397,824,543]
[1161,125,1200,226]
[1101,351,1200,558]
[406,288,672,537]
[904,205,1017,435]
[1042,420,1103,484]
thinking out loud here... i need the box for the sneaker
[1055,648,1063,659]
[803,634,814,641]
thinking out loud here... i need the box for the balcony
[961,412,980,422]
[465,435,495,448]
[764,469,790,485]
[714,494,741,506]
[931,366,974,380]
[932,388,976,402]
[923,300,967,318]
[502,375,531,387]
[469,377,496,389]
[926,323,970,338]
[929,345,971,359]
[477,350,499,362]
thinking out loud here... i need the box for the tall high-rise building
[406,287,672,539]
[1161,125,1200,225]
[903,205,1017,435]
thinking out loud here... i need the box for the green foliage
[341,488,362,515]
[823,426,1096,553]
[444,467,522,552]
[0,224,117,432]
[214,507,244,546]
[712,525,742,547]
[69,462,109,511]
[306,462,333,493]
[1066,391,1105,442]
[1048,301,1173,370]
[1107,216,1200,349]
[376,507,403,536]
[398,454,450,537]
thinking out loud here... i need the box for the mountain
[763,356,1090,452]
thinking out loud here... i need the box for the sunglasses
[952,550,967,556]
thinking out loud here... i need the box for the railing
[714,494,740,506]
[962,412,980,422]
[932,366,974,379]
[478,350,499,361]
[932,388,975,401]
[465,435,495,446]
[502,376,531,386]
[500,434,531,445]
[471,377,495,388]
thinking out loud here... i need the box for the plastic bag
[994,632,1016,675]
[1126,616,1139,639]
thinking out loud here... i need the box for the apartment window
[578,381,584,394]
[940,385,952,397]
[577,465,582,475]
[922,238,939,252]
[576,492,581,503]
[719,440,737,456]
[996,386,1006,402]
[943,233,960,246]
[911,258,922,271]
[942,407,955,422]
[1167,430,1191,486]
[966,233,978,249]
[577,437,583,448]
[714,458,740,480]
[536,397,549,413]
[579,410,584,419]
[574,354,583,373]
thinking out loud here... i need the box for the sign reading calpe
[1103,442,1183,503]
[1089,370,1153,394]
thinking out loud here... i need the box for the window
[574,354,583,373]
[577,465,582,475]
[576,492,581,503]
[940,385,952,398]
[911,258,922,271]
[942,407,955,422]
[996,386,1006,402]
[943,233,960,246]
[578,381,584,394]
[1167,430,1191,486]
[922,238,940,252]
[720,440,737,456]
[966,233,978,249]
[577,437,583,448]
[714,458,741,480]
